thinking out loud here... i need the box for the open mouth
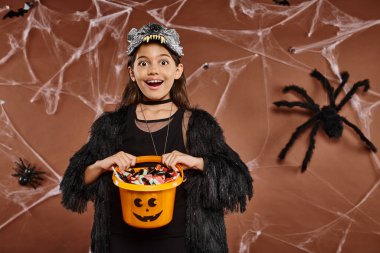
[145,79,163,87]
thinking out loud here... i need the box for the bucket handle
[120,155,184,179]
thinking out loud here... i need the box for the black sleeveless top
[109,104,187,252]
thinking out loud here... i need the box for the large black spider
[12,158,45,189]
[273,69,377,172]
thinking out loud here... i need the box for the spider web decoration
[274,69,377,172]
[0,101,60,230]
[0,0,379,252]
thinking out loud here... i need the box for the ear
[128,66,135,81]
[174,63,184,80]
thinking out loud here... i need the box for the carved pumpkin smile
[133,210,163,222]
[132,197,163,222]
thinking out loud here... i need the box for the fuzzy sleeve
[186,109,253,213]
[60,112,116,213]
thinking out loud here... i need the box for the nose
[148,63,159,75]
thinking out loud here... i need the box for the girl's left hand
[162,150,204,171]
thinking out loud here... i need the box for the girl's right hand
[96,151,137,172]
[84,151,136,184]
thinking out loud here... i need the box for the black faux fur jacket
[60,106,253,253]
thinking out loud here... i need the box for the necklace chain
[140,102,173,155]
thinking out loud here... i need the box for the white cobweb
[0,0,379,252]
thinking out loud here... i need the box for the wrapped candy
[115,164,179,185]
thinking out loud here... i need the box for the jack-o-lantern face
[132,195,163,222]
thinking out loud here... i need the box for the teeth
[147,79,162,84]
[143,35,166,44]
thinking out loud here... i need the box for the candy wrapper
[114,164,179,185]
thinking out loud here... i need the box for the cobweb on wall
[0,100,60,229]
[0,0,379,252]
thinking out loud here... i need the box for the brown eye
[138,61,148,67]
[134,198,143,207]
[148,198,156,207]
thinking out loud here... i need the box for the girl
[60,23,253,253]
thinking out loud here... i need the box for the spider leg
[310,69,335,106]
[29,181,38,189]
[301,121,320,172]
[18,158,26,168]
[29,176,43,184]
[333,71,349,99]
[341,116,377,152]
[336,80,370,111]
[282,85,319,108]
[12,172,22,177]
[30,176,44,188]
[273,101,318,112]
[30,178,42,185]
[279,115,319,160]
[31,172,44,180]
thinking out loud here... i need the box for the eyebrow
[136,54,171,60]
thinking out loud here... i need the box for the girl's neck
[141,98,172,105]
[137,100,177,120]
[139,97,174,112]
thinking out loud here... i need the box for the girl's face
[129,43,183,101]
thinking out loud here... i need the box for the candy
[115,165,179,185]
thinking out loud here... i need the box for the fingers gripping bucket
[112,156,184,228]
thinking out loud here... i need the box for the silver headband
[127,23,184,56]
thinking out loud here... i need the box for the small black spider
[12,158,45,189]
[273,69,377,172]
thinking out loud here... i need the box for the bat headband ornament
[3,1,36,19]
[127,23,184,57]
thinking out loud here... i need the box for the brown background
[0,0,379,252]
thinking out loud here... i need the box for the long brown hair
[118,43,190,109]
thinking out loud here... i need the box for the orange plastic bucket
[112,156,184,228]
